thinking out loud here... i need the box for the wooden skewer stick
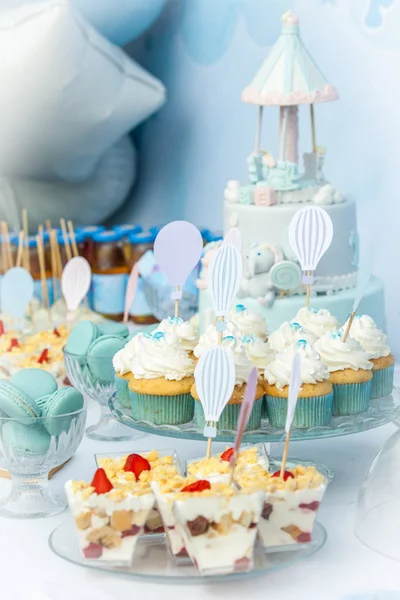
[67,220,79,258]
[280,430,291,478]
[49,230,59,303]
[310,104,317,154]
[16,231,24,268]
[4,222,13,269]
[45,220,52,235]
[22,209,29,272]
[305,270,311,309]
[0,222,8,273]
[342,311,355,343]
[36,235,50,311]
[60,218,72,262]
[174,286,180,319]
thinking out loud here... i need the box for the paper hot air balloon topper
[154,221,203,305]
[280,351,302,477]
[223,227,242,253]
[194,346,235,442]
[1,267,34,321]
[208,244,243,332]
[342,245,375,342]
[61,257,91,321]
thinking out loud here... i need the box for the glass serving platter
[109,389,400,443]
[49,520,327,583]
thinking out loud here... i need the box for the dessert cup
[0,406,86,518]
[64,348,141,442]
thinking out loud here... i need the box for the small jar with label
[75,225,105,267]
[128,230,158,325]
[113,224,142,266]
[92,230,129,321]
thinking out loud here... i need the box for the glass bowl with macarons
[63,320,143,442]
[0,368,86,518]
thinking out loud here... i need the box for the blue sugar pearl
[296,339,307,347]
[168,317,183,324]
[224,335,235,341]
[236,304,246,312]
[290,322,301,330]
[153,332,164,339]
[332,330,342,340]
[144,333,152,338]
[241,335,253,344]
[310,307,318,314]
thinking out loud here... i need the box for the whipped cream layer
[264,341,329,391]
[186,445,270,484]
[295,307,340,338]
[196,334,253,386]
[343,315,390,359]
[268,321,317,353]
[113,334,144,376]
[229,304,267,339]
[314,331,373,372]
[194,322,239,358]
[155,317,199,352]
[241,335,275,373]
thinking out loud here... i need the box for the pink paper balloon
[154,221,203,290]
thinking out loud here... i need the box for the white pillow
[0,0,166,181]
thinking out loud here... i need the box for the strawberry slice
[7,338,19,351]
[53,328,61,338]
[181,480,211,493]
[220,448,234,462]
[0,321,4,336]
[272,470,295,481]
[124,454,151,478]
[91,468,113,494]
[38,348,49,364]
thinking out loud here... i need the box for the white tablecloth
[1,400,399,600]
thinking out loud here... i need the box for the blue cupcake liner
[371,364,394,399]
[265,393,333,429]
[261,395,268,419]
[129,390,194,425]
[194,397,263,432]
[115,375,131,408]
[332,380,371,416]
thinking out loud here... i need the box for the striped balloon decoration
[194,346,236,438]
[223,227,242,252]
[288,206,333,284]
[207,244,243,327]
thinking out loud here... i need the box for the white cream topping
[194,331,253,386]
[268,321,317,353]
[342,315,390,359]
[314,331,373,372]
[241,335,275,373]
[295,307,340,338]
[264,342,329,391]
[112,334,144,376]
[155,317,199,352]
[229,304,267,339]
[129,332,195,381]
[194,322,239,358]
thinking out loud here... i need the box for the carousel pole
[310,104,317,153]
[279,106,289,161]
[255,105,263,153]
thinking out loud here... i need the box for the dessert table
[0,400,399,600]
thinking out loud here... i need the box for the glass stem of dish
[0,471,66,519]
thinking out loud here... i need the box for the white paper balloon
[208,245,243,327]
[61,257,91,316]
[0,0,165,181]
[223,227,242,252]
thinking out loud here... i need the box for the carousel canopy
[242,11,339,107]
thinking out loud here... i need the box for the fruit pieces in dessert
[186,444,269,484]
[237,465,327,550]
[173,481,264,575]
[65,468,155,565]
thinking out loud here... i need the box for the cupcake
[127,332,195,425]
[314,330,373,415]
[264,340,333,428]
[193,322,239,360]
[268,321,317,353]
[192,336,265,432]
[342,315,394,399]
[154,317,199,357]
[295,307,340,338]
[229,304,268,340]
[241,335,275,419]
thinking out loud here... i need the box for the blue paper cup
[129,390,194,425]
[266,393,333,429]
[115,374,131,408]
[261,395,268,420]
[332,380,372,416]
[194,397,263,432]
[371,364,394,399]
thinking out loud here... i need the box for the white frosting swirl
[341,315,390,360]
[268,321,317,352]
[229,304,267,339]
[314,331,373,372]
[194,322,239,359]
[241,335,275,372]
[129,332,195,380]
[155,317,199,352]
[264,342,329,391]
[113,334,144,376]
[295,307,340,338]
[221,335,254,386]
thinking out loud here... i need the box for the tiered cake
[198,11,385,332]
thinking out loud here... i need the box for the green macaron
[64,320,99,358]
[0,379,41,424]
[87,335,127,384]
[97,322,129,337]
[36,387,85,436]
[11,369,58,401]
[2,421,50,456]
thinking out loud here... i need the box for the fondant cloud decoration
[0,0,166,181]
[0,137,136,231]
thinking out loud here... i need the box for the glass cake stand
[49,519,327,583]
[109,389,400,444]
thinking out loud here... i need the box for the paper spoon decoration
[229,367,258,484]
[1,267,34,327]
[61,256,91,323]
[208,243,243,336]
[223,227,242,252]
[280,351,302,477]
[194,345,236,458]
[288,206,333,308]
[342,245,375,342]
[154,221,203,318]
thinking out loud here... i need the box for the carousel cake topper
[288,206,333,307]
[280,351,302,477]
[154,221,203,318]
[1,267,34,323]
[194,345,235,458]
[61,256,91,322]
[208,243,243,335]
[342,245,375,342]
